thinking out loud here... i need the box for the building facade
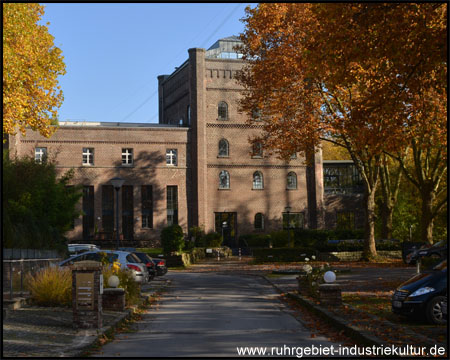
[7,36,363,248]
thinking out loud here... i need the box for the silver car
[59,250,149,283]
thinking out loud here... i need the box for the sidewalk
[2,277,169,358]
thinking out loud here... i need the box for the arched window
[252,142,263,158]
[186,105,191,125]
[218,101,228,120]
[219,170,230,189]
[253,171,264,189]
[287,172,297,189]
[254,213,264,230]
[218,139,229,157]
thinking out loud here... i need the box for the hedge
[252,247,318,262]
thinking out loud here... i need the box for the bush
[203,232,223,248]
[189,226,206,247]
[161,224,185,254]
[25,266,72,307]
[239,234,271,248]
[270,230,294,248]
[253,247,317,262]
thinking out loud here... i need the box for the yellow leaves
[3,3,65,139]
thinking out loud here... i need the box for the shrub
[239,234,271,248]
[189,226,206,247]
[203,232,223,248]
[25,266,72,307]
[161,224,184,254]
[253,247,317,262]
[270,230,294,248]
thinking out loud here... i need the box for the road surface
[96,272,342,357]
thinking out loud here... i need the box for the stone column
[72,260,103,329]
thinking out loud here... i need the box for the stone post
[72,260,103,329]
[318,283,342,307]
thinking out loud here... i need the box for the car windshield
[432,240,445,248]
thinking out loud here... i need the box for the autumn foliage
[3,3,66,139]
[236,3,447,252]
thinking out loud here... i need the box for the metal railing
[3,249,61,300]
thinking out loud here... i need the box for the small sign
[76,273,94,309]
[99,274,103,295]
[206,249,213,254]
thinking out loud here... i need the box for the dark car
[392,259,447,324]
[133,252,156,281]
[406,240,447,265]
[152,257,168,276]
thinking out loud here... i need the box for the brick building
[6,36,363,248]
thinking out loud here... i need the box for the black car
[392,259,447,324]
[406,240,447,265]
[152,257,168,276]
[133,252,156,281]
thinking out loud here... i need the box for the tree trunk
[380,201,394,239]
[363,188,378,259]
[420,185,435,245]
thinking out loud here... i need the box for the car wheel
[425,296,447,325]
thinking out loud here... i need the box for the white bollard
[239,248,242,260]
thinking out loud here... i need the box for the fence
[3,249,62,300]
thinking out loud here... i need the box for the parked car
[392,258,447,324]
[59,250,149,283]
[152,257,168,276]
[405,240,447,265]
[68,243,100,255]
[133,252,156,281]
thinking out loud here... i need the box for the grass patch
[343,294,392,318]
[168,266,187,271]
[136,248,164,257]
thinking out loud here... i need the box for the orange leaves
[3,3,66,140]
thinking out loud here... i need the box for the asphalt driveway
[95,272,342,357]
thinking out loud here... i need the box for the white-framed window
[218,101,228,120]
[218,139,229,157]
[254,213,264,230]
[166,149,178,166]
[253,171,264,189]
[82,148,94,165]
[35,147,47,163]
[219,170,230,189]
[187,105,191,125]
[122,148,133,165]
[287,172,297,189]
[290,153,297,159]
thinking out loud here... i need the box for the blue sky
[41,3,254,124]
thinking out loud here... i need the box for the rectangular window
[336,212,355,230]
[102,185,114,233]
[167,186,178,226]
[323,163,363,194]
[35,147,47,163]
[122,148,133,165]
[142,185,153,228]
[82,186,95,240]
[166,149,178,166]
[122,185,134,240]
[282,212,304,229]
[82,148,94,165]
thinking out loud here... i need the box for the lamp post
[110,177,125,250]
[285,206,292,245]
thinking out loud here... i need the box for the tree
[3,3,65,139]
[236,3,446,258]
[3,151,82,251]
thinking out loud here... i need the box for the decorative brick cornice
[20,140,188,145]
[206,123,263,129]
[207,164,305,169]
[206,87,243,92]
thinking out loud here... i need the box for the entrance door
[214,212,237,248]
